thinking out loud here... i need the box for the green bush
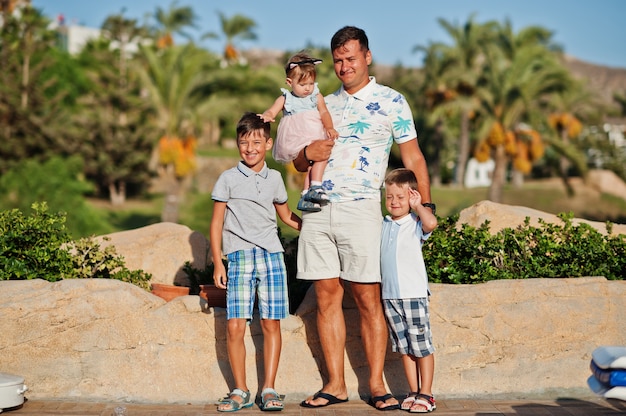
[0,203,74,281]
[425,212,626,283]
[0,202,151,288]
[69,236,152,290]
[3,202,624,305]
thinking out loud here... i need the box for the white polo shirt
[381,213,431,300]
[323,77,418,202]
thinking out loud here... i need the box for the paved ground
[4,397,626,415]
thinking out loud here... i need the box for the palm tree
[433,15,498,187]
[102,12,147,92]
[152,1,198,48]
[547,81,598,195]
[475,29,571,202]
[203,12,257,66]
[0,2,71,175]
[136,43,214,222]
[497,20,590,194]
[3,2,52,110]
[74,23,154,206]
[412,41,457,186]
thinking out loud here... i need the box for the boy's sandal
[259,387,284,411]
[401,391,420,410]
[410,393,436,413]
[217,388,253,412]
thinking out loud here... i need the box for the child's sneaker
[297,196,321,212]
[303,185,329,204]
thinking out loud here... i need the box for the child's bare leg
[297,165,322,211]
[260,319,282,407]
[309,160,328,185]
[417,354,435,396]
[218,318,248,411]
[302,160,329,205]
[402,354,420,393]
[400,354,420,410]
[303,166,312,192]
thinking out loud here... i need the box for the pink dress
[272,84,325,163]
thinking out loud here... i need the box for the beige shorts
[297,199,383,283]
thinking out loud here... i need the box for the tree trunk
[454,110,470,187]
[558,128,574,196]
[161,192,180,223]
[161,170,181,223]
[21,53,30,109]
[487,144,507,203]
[430,118,444,187]
[108,181,126,206]
[511,170,524,188]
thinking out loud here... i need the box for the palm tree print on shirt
[393,116,414,140]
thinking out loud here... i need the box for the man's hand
[293,139,335,172]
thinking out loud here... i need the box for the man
[294,26,433,410]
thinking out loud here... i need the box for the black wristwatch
[422,203,436,215]
[303,145,314,166]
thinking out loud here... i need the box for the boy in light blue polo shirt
[381,168,438,413]
[210,112,301,412]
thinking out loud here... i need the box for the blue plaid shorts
[383,298,435,357]
[226,248,289,321]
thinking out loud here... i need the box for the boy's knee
[260,319,281,333]
[227,319,248,337]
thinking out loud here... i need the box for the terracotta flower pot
[150,283,190,302]
[199,284,227,308]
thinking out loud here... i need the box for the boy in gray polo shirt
[210,112,302,412]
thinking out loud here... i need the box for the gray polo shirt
[212,161,288,254]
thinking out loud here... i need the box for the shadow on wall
[171,230,211,287]
[296,282,408,400]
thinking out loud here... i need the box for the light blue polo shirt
[212,161,288,255]
[381,213,431,300]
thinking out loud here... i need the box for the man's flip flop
[369,393,401,411]
[300,391,349,408]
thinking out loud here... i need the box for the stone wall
[1,202,625,404]
[0,277,624,404]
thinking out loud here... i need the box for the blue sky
[35,0,626,69]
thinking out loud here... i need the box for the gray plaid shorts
[383,298,435,357]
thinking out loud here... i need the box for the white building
[55,24,101,55]
[51,17,145,56]
[464,158,495,188]
[604,122,626,148]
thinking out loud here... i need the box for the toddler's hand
[257,113,275,123]
[325,128,339,140]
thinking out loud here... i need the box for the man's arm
[292,139,335,172]
[398,138,432,203]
